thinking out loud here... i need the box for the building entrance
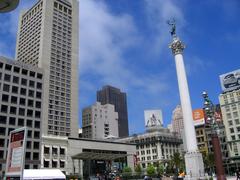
[72,149,129,179]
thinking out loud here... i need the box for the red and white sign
[5,127,27,178]
[192,109,205,126]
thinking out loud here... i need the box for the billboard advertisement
[144,110,163,127]
[5,127,27,179]
[192,109,205,126]
[214,104,223,122]
[220,69,240,92]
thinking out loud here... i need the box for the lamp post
[202,91,226,180]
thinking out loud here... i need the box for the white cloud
[79,0,170,101]
[144,0,186,57]
[0,0,37,58]
[185,56,213,76]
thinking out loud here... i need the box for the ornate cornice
[169,37,185,55]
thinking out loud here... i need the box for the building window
[29,80,35,88]
[26,141,31,149]
[0,116,7,124]
[28,90,34,97]
[60,161,65,168]
[44,160,49,168]
[52,160,57,168]
[0,139,4,147]
[26,152,31,160]
[3,84,10,92]
[60,147,65,155]
[18,118,24,126]
[34,121,40,128]
[12,76,19,84]
[21,78,27,86]
[9,117,16,125]
[235,119,240,125]
[33,152,39,160]
[4,74,11,82]
[0,127,6,135]
[12,86,18,94]
[34,131,40,139]
[2,94,9,102]
[11,96,18,104]
[1,105,8,113]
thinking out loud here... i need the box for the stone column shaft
[175,53,198,152]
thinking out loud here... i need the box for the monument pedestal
[184,151,205,180]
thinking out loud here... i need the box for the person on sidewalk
[237,169,240,180]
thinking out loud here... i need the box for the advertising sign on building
[220,69,240,92]
[192,109,205,126]
[5,127,27,179]
[144,110,163,127]
[214,104,223,122]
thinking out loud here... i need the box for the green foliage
[134,164,142,175]
[155,161,164,176]
[172,152,185,172]
[122,166,132,177]
[157,163,164,175]
[202,152,215,174]
[146,164,155,176]
[123,166,132,173]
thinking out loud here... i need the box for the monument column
[168,20,205,179]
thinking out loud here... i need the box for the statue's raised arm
[167,19,176,37]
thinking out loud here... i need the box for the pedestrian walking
[237,169,240,180]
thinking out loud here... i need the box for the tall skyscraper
[15,0,79,137]
[97,85,129,137]
[171,105,184,135]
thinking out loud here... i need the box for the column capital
[169,37,185,55]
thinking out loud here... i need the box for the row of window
[0,116,40,128]
[0,74,42,89]
[44,159,65,168]
[0,63,42,79]
[0,127,40,138]
[0,105,41,118]
[1,94,41,108]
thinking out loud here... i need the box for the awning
[23,169,65,179]
[72,152,131,160]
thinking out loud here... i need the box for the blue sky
[0,0,240,135]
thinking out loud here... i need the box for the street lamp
[202,91,226,180]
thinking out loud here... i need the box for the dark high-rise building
[97,85,129,137]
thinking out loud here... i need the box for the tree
[146,164,155,177]
[122,166,132,177]
[157,163,165,176]
[202,152,215,174]
[134,164,142,176]
[169,152,185,175]
[155,161,164,176]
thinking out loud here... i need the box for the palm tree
[170,152,185,175]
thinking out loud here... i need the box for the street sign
[5,127,27,179]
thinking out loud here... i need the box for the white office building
[82,102,119,139]
[15,0,79,137]
[118,127,183,169]
[0,56,44,175]
[219,89,240,166]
